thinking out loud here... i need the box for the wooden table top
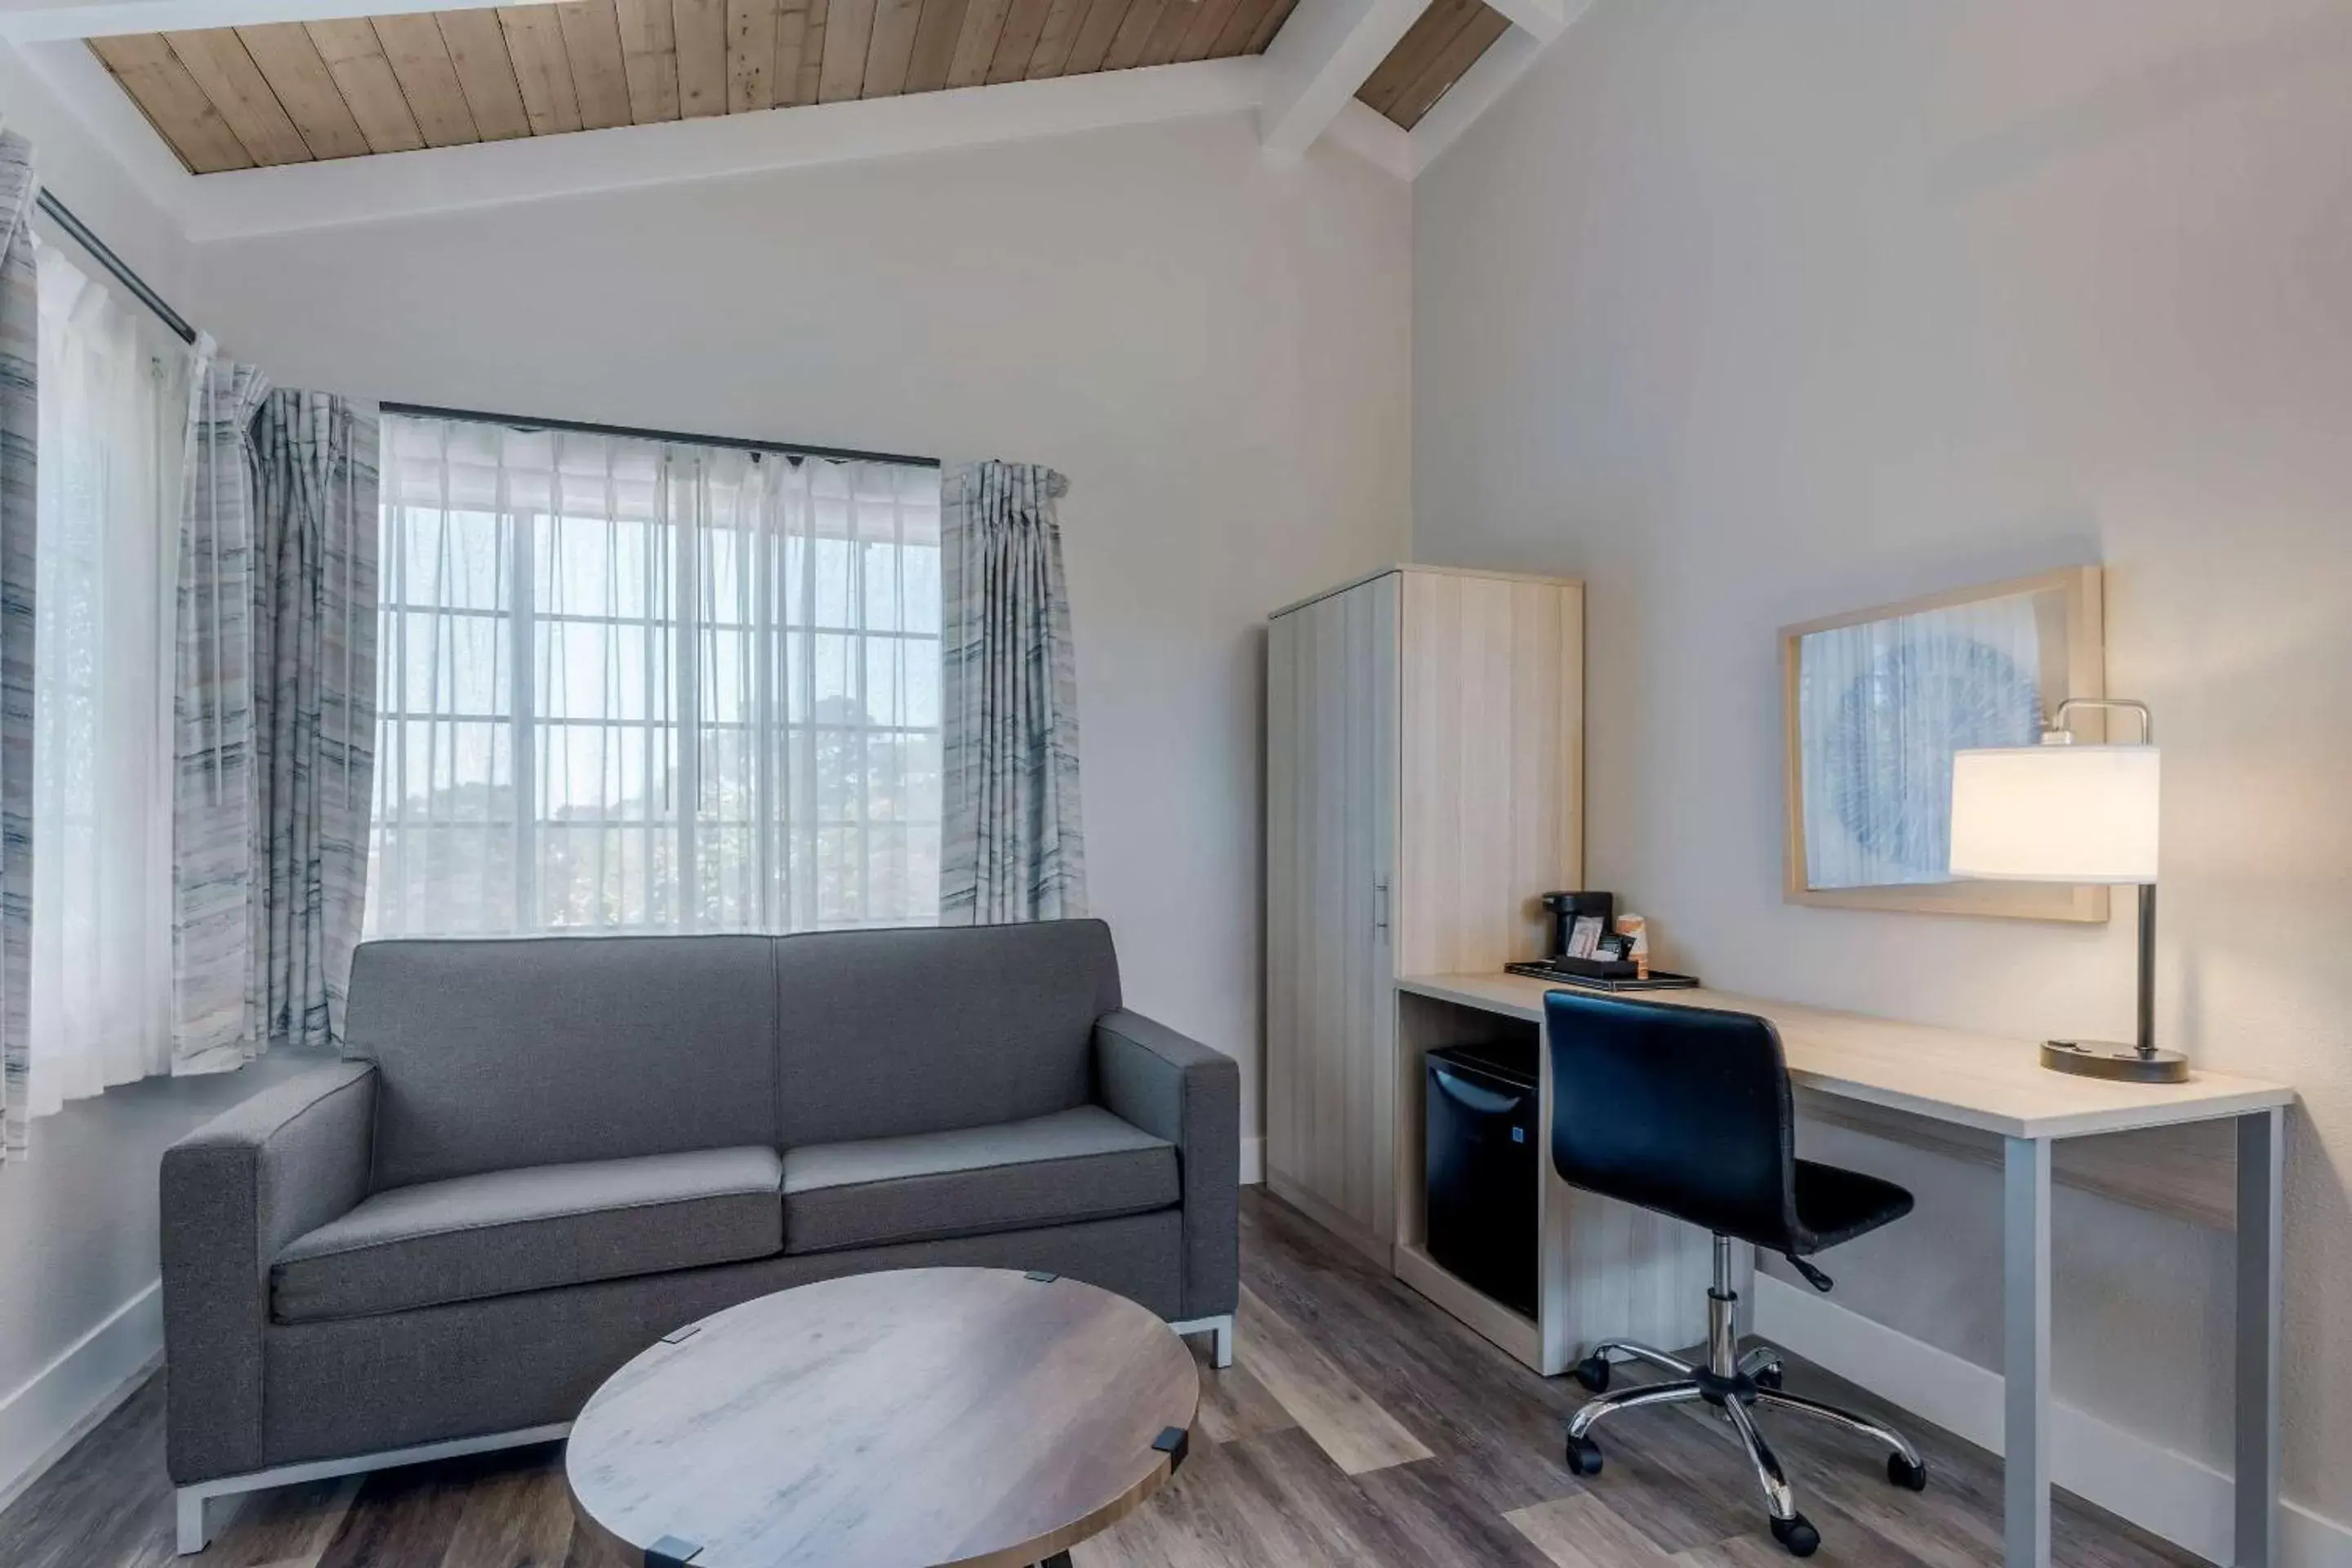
[1398,971,2294,1141]
[565,1267,1200,1568]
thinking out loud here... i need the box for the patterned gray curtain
[0,132,35,1159]
[172,343,270,1075]
[251,391,377,1049]
[939,461,1085,924]
[173,369,377,1067]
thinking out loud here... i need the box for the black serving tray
[1505,960,1702,992]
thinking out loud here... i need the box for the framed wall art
[1781,566,2108,922]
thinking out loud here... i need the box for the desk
[1394,971,2293,1568]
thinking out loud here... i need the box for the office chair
[1543,989,1927,1559]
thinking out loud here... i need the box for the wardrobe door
[1394,570,1583,974]
[1265,573,1397,1255]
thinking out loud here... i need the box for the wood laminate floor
[0,1187,2207,1568]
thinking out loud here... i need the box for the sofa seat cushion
[782,1106,1178,1255]
[272,1147,785,1324]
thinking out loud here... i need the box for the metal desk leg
[2004,1136,2052,1568]
[2237,1107,2284,1567]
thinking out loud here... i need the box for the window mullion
[850,474,871,927]
[645,462,662,927]
[385,496,407,936]
[675,450,701,933]
[752,461,777,929]
[507,445,537,929]
[793,470,818,930]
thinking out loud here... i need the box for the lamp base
[2041,1039,2189,1084]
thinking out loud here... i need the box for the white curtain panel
[1797,593,2046,890]
[368,416,942,937]
[26,243,187,1114]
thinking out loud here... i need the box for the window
[366,416,942,937]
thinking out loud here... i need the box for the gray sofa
[160,920,1238,1552]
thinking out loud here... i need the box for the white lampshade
[1949,744,2160,884]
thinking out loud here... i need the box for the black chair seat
[1788,1159,1913,1254]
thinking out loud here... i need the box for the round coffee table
[566,1267,1200,1568]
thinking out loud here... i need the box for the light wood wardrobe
[1263,565,1584,1262]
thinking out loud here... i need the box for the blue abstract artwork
[1797,595,2046,889]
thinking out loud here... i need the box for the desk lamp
[1948,698,2180,1082]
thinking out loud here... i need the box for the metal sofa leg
[1170,1313,1236,1369]
[176,1490,208,1556]
[168,1423,571,1555]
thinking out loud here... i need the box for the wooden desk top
[1397,972,2293,1141]
[566,1267,1199,1568]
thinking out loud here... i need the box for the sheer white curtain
[27,243,187,1112]
[367,416,943,937]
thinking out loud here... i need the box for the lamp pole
[2039,697,2177,1081]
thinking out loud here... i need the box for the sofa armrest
[1094,1009,1238,1321]
[161,1059,376,1483]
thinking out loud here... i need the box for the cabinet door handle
[1432,1067,1525,1116]
[1373,878,1390,933]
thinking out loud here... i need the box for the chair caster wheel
[1770,1512,1820,1557]
[1573,1354,1611,1393]
[1565,1434,1604,1477]
[1887,1452,1928,1491]
[1753,1364,1784,1391]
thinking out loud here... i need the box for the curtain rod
[378,401,943,470]
[34,189,199,345]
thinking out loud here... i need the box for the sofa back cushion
[346,937,780,1191]
[774,920,1121,1148]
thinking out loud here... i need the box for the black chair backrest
[1544,989,1800,1250]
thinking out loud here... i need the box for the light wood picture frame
[1781,566,2109,923]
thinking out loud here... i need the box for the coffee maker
[1541,891,1615,964]
[1512,893,1692,990]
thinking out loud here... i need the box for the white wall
[1413,0,2352,1533]
[193,112,1416,1160]
[2,38,190,304]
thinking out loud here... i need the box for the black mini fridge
[1423,1040,1540,1319]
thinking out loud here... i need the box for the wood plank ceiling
[1357,0,1505,130]
[91,0,1508,174]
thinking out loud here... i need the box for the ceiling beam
[1408,0,1589,176]
[0,0,559,45]
[1325,96,1410,180]
[1255,0,1423,165]
[1478,0,1566,43]
[169,56,1272,239]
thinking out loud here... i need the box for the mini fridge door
[1423,1052,1539,1319]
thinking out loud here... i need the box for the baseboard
[1241,1136,1264,1186]
[1753,1274,2352,1567]
[0,1281,164,1515]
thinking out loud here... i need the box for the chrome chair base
[1561,1239,1926,1559]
